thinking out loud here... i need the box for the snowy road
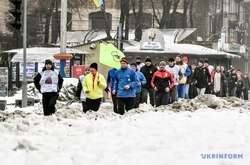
[0,101,250,165]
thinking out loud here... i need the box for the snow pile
[0,95,247,123]
[59,78,79,101]
[155,94,244,112]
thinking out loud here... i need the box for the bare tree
[131,0,144,41]
[151,0,194,29]
[119,0,130,40]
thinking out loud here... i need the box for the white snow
[0,96,250,165]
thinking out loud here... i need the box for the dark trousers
[82,101,87,113]
[42,92,58,116]
[141,88,155,106]
[134,93,141,108]
[169,86,177,103]
[85,98,102,112]
[111,94,118,113]
[117,97,134,115]
[236,89,243,98]
[243,89,249,100]
[155,91,170,107]
[229,87,236,96]
[188,84,198,99]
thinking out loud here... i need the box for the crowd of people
[34,56,250,116]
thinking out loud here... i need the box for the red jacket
[151,70,175,92]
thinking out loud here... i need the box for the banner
[92,0,104,8]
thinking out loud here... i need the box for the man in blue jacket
[112,58,138,115]
[130,63,147,108]
[107,68,118,113]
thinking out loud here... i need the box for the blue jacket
[107,68,118,88]
[112,67,138,98]
[135,71,147,94]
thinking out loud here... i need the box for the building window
[89,11,112,30]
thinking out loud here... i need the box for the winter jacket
[243,76,250,90]
[107,68,118,88]
[151,70,175,92]
[193,66,211,88]
[166,65,179,84]
[140,64,158,89]
[177,64,191,84]
[112,67,138,98]
[34,70,63,94]
[83,72,107,100]
[76,75,86,101]
[228,72,237,88]
[135,71,147,94]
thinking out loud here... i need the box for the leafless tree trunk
[101,0,112,39]
[182,0,189,28]
[132,0,143,41]
[44,0,56,44]
[188,0,193,27]
[169,0,180,27]
[119,0,130,40]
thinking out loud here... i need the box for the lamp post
[22,0,27,107]
[60,0,67,77]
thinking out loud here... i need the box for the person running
[140,57,158,106]
[235,71,244,98]
[242,73,250,100]
[193,60,211,95]
[228,68,237,97]
[130,63,147,108]
[213,66,226,97]
[107,68,118,113]
[166,58,179,103]
[187,63,198,99]
[76,67,90,112]
[83,63,107,112]
[151,61,174,107]
[175,56,191,99]
[135,56,145,71]
[34,59,63,116]
[112,58,138,115]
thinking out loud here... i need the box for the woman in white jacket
[34,59,63,116]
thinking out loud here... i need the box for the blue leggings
[177,84,186,99]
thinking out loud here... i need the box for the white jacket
[39,70,59,93]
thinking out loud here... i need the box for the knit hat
[145,57,152,63]
[90,62,98,70]
[45,59,53,65]
[168,58,175,62]
[120,57,129,64]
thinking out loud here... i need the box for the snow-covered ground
[0,95,250,165]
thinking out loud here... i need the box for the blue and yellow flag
[92,0,104,8]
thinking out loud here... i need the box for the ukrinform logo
[111,51,122,62]
[201,153,243,159]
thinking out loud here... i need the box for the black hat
[168,58,175,62]
[145,58,152,63]
[90,62,98,70]
[45,59,53,65]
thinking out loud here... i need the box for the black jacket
[228,73,237,88]
[242,77,250,90]
[193,66,211,88]
[140,64,158,89]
